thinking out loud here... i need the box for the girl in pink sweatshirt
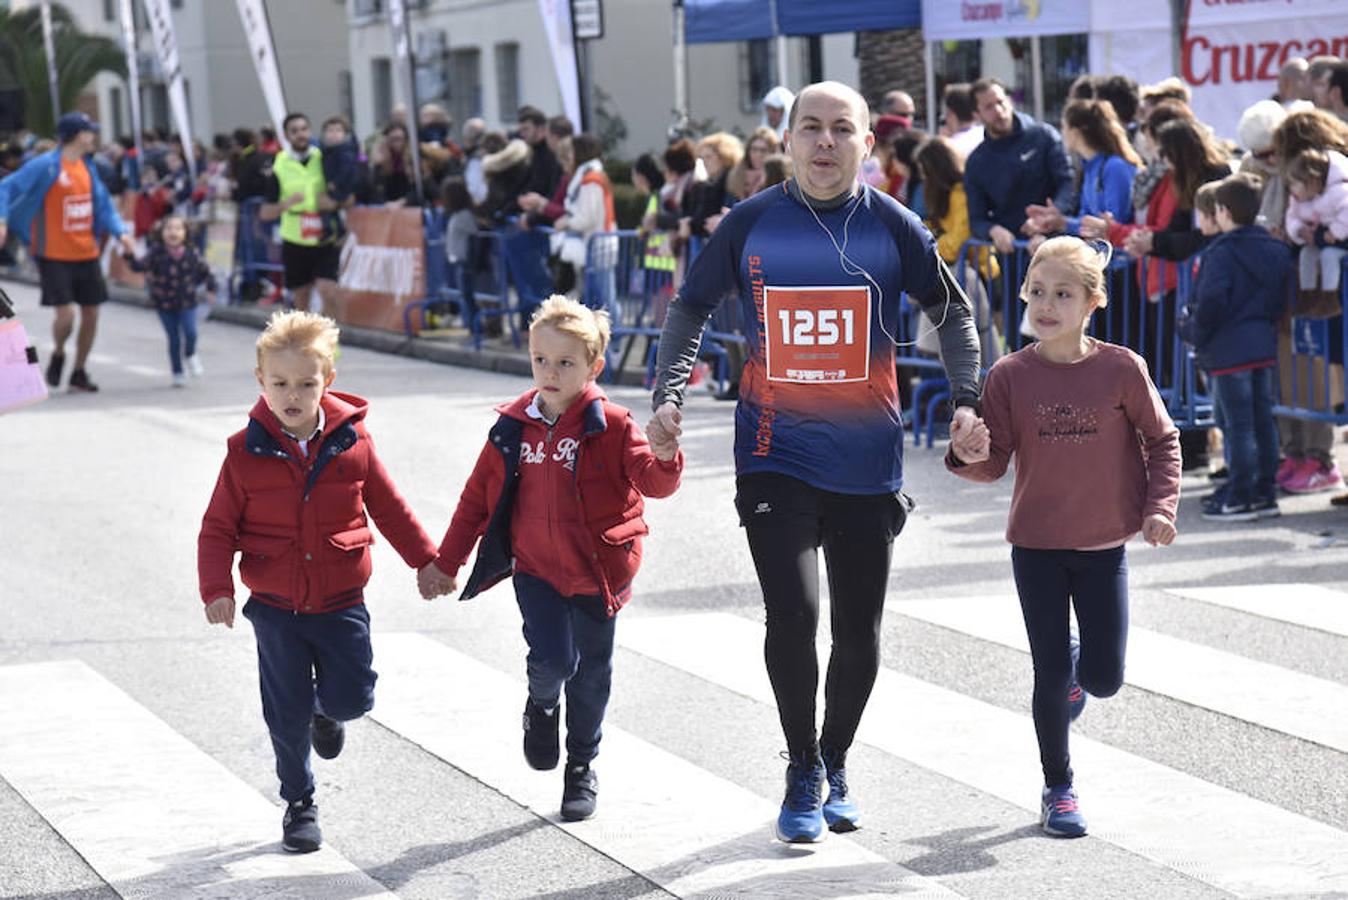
[947,236,1181,840]
[1285,147,1348,305]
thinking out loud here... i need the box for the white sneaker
[172,373,187,388]
[186,355,204,377]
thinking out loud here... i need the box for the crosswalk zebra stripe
[1165,584,1348,638]
[368,632,960,899]
[0,660,396,900]
[894,594,1348,753]
[617,612,1348,898]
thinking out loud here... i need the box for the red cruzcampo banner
[334,206,426,334]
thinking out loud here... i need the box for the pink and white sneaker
[1275,456,1303,489]
[1283,460,1345,495]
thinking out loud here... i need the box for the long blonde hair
[1020,237,1114,307]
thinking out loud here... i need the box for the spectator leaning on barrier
[684,132,742,239]
[517,116,576,228]
[1270,107,1348,497]
[964,78,1073,256]
[369,122,419,206]
[517,105,564,203]
[417,103,464,182]
[260,112,345,314]
[1026,99,1141,239]
[0,111,134,393]
[550,133,616,295]
[1237,100,1296,239]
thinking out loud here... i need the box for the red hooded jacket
[198,391,438,614]
[435,382,682,615]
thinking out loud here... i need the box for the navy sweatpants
[1010,546,1129,788]
[243,599,377,802]
[513,572,616,766]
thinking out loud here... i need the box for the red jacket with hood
[435,382,682,615]
[198,391,438,614]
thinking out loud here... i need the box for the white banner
[386,0,424,201]
[538,0,582,129]
[234,0,288,148]
[921,0,1090,41]
[118,0,143,168]
[39,2,59,120]
[1089,0,1348,141]
[143,0,195,180]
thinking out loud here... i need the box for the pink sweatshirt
[947,341,1181,550]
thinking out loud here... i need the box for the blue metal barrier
[1277,257,1348,425]
[228,197,283,304]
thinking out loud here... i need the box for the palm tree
[0,3,127,138]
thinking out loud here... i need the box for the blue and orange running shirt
[677,182,945,494]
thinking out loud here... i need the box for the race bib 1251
[763,285,871,384]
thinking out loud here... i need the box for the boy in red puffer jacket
[198,310,441,854]
[420,296,682,822]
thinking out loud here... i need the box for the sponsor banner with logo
[538,0,583,129]
[1090,0,1348,141]
[143,0,196,179]
[334,207,426,333]
[234,0,288,148]
[921,0,1089,40]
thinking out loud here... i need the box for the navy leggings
[1010,545,1129,788]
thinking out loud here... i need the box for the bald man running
[647,81,989,842]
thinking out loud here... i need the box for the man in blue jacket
[0,112,133,392]
[964,78,1074,255]
[1180,174,1291,521]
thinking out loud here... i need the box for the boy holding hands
[198,310,442,852]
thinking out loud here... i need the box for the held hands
[1141,514,1176,547]
[204,596,236,628]
[948,406,991,464]
[1023,199,1066,236]
[988,224,1016,255]
[1123,228,1154,257]
[1079,212,1113,241]
[417,561,457,600]
[647,402,683,461]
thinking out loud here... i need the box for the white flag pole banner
[538,0,582,128]
[1090,0,1348,141]
[234,0,288,150]
[39,2,59,121]
[118,0,143,165]
[143,0,195,182]
[386,0,425,201]
[920,0,1090,41]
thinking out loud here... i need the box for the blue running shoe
[821,761,860,833]
[775,754,826,843]
[1068,634,1086,723]
[1041,783,1088,837]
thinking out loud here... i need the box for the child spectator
[320,116,360,205]
[123,214,217,386]
[420,297,682,822]
[948,236,1180,838]
[442,176,477,330]
[1183,174,1291,520]
[197,310,442,853]
[1285,147,1348,311]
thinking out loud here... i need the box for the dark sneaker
[523,698,560,771]
[1199,488,1228,516]
[45,352,64,387]
[1202,500,1259,522]
[560,760,598,821]
[1068,634,1086,722]
[775,752,826,843]
[1041,784,1087,837]
[1207,466,1229,483]
[67,369,98,393]
[820,747,860,833]
[282,797,322,852]
[1250,496,1281,519]
[311,713,345,760]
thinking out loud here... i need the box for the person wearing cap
[0,111,133,392]
[761,86,795,144]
